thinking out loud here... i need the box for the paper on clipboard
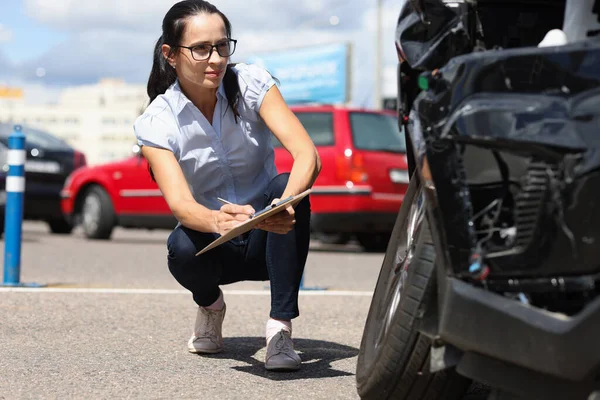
[195,188,312,256]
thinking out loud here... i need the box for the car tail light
[74,150,87,170]
[336,150,368,183]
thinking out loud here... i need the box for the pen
[217,197,234,205]
[217,197,257,218]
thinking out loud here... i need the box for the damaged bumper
[439,276,600,382]
[409,39,600,278]
[411,37,600,394]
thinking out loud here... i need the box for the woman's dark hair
[145,0,241,182]
[147,0,240,121]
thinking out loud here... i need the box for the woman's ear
[162,44,176,68]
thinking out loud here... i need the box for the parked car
[356,1,600,400]
[0,123,87,236]
[60,146,176,240]
[273,105,409,251]
[61,105,409,249]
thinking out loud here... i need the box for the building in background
[0,79,148,166]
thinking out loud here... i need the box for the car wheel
[356,233,390,252]
[81,185,115,240]
[356,175,470,400]
[48,218,73,234]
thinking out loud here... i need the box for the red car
[273,105,409,250]
[61,105,409,251]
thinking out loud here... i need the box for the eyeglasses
[174,39,237,61]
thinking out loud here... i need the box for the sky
[0,0,402,107]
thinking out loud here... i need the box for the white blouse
[134,63,279,212]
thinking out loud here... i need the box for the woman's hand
[256,198,296,234]
[212,204,255,235]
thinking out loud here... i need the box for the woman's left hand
[256,198,296,234]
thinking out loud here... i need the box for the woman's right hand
[212,204,255,235]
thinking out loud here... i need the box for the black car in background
[0,123,87,235]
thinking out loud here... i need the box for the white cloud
[19,0,402,107]
[234,29,350,61]
[0,24,14,43]
[17,28,156,85]
[0,51,14,79]
[24,0,318,33]
[301,0,327,14]
[23,0,367,38]
[24,0,169,32]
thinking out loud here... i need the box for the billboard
[246,42,350,105]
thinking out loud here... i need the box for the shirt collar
[170,80,190,115]
[170,80,226,116]
[217,83,226,101]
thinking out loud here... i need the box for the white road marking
[0,287,373,296]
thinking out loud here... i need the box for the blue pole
[2,125,43,288]
[3,125,26,286]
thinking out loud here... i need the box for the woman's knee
[265,173,290,199]
[166,227,223,299]
[264,173,311,222]
[167,226,208,273]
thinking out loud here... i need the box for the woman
[134,0,321,371]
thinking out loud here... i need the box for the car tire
[356,233,390,252]
[81,185,115,240]
[356,175,470,400]
[48,218,73,234]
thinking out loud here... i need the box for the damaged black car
[356,0,600,399]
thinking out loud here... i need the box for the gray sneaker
[187,304,226,354]
[265,329,301,371]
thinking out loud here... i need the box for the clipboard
[195,188,312,256]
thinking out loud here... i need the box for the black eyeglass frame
[173,39,237,61]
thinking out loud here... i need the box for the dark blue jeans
[166,173,311,320]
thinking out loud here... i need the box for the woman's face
[165,13,230,92]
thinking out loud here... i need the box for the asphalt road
[0,222,384,400]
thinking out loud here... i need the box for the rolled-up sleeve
[237,64,277,114]
[133,113,180,158]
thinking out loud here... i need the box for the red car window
[349,112,406,153]
[271,112,334,147]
